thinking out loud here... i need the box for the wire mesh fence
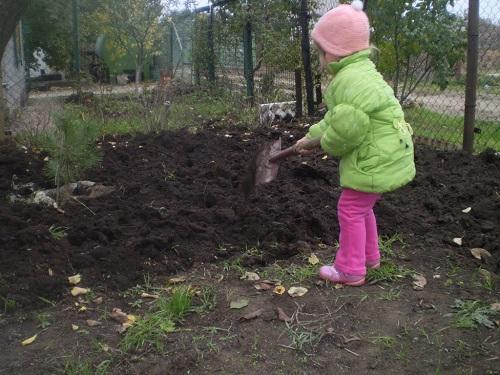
[1,0,499,152]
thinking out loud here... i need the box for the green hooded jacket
[307,49,416,193]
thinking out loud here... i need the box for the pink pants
[334,188,381,276]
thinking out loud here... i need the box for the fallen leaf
[78,306,87,312]
[230,298,249,309]
[254,281,273,291]
[412,275,427,291]
[322,155,328,160]
[71,287,89,296]
[273,285,286,295]
[490,303,500,312]
[21,334,37,346]
[288,286,308,297]
[461,207,472,213]
[470,248,492,260]
[71,324,79,331]
[276,307,291,322]
[110,308,130,324]
[334,284,344,290]
[68,274,82,285]
[308,253,319,265]
[240,308,264,321]
[452,238,463,246]
[141,292,159,299]
[433,275,441,279]
[93,297,103,305]
[86,320,102,327]
[48,268,54,277]
[168,276,186,284]
[126,315,137,324]
[241,272,260,281]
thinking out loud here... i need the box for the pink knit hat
[311,0,370,57]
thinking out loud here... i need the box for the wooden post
[463,0,479,154]
[299,0,314,115]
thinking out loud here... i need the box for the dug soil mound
[1,124,498,307]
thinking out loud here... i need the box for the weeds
[263,262,319,285]
[370,336,396,349]
[121,286,193,352]
[452,299,497,329]
[379,234,405,258]
[48,225,68,240]
[283,323,324,353]
[378,287,402,301]
[35,312,52,329]
[197,285,217,312]
[1,296,16,314]
[367,262,414,283]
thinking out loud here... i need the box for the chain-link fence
[1,0,499,152]
[1,23,28,130]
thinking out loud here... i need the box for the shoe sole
[320,274,366,287]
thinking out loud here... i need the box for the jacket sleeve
[316,104,370,157]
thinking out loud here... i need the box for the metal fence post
[463,0,479,154]
[299,0,314,116]
[72,0,80,76]
[207,5,216,83]
[295,69,303,118]
[243,19,254,103]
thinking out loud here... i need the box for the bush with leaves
[43,106,101,189]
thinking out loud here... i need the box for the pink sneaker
[319,265,365,286]
[366,259,380,270]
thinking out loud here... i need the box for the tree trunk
[0,0,30,139]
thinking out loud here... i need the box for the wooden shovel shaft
[269,145,298,163]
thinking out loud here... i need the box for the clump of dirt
[0,124,498,307]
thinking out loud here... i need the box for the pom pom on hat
[311,1,370,57]
[351,0,364,11]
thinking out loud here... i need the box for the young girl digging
[294,0,416,286]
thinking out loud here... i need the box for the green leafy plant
[35,312,52,329]
[452,299,497,329]
[367,262,414,283]
[48,225,68,240]
[43,106,101,192]
[121,286,193,352]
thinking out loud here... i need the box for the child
[295,0,416,286]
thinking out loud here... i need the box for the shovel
[241,137,319,197]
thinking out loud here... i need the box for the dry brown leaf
[334,283,344,290]
[470,248,492,260]
[71,287,89,296]
[288,286,308,297]
[254,281,274,291]
[230,298,249,309]
[93,297,103,305]
[140,292,159,299]
[308,253,319,265]
[273,285,286,295]
[21,334,37,346]
[71,324,79,331]
[452,238,463,246]
[412,275,427,291]
[240,308,264,321]
[68,274,82,285]
[276,307,291,322]
[110,308,130,324]
[86,320,102,327]
[241,272,260,281]
[168,276,186,284]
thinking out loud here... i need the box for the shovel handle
[269,146,298,163]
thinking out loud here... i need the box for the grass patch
[379,234,405,258]
[263,262,319,285]
[452,299,498,329]
[370,335,396,349]
[367,262,414,284]
[121,286,193,352]
[283,323,324,353]
[377,287,402,301]
[196,285,217,313]
[48,225,68,240]
[405,107,500,152]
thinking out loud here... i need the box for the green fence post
[243,19,254,104]
[72,0,81,93]
[207,6,216,83]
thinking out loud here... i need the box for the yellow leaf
[21,334,37,346]
[71,287,89,296]
[126,315,137,324]
[68,274,82,285]
[273,285,286,295]
[168,276,186,284]
[288,286,308,297]
[308,253,319,265]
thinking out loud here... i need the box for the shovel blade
[254,138,282,185]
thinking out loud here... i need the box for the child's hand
[295,137,321,155]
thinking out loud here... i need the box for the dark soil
[1,121,499,375]
[1,124,499,308]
